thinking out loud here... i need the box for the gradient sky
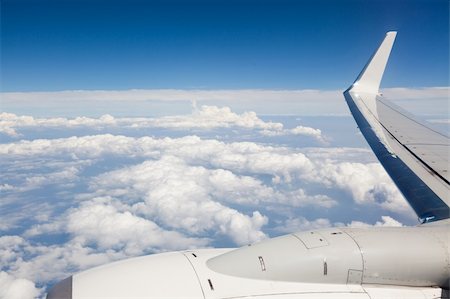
[1,0,449,92]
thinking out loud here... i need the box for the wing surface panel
[375,98,449,182]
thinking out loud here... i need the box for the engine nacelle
[47,224,449,299]
[207,225,450,288]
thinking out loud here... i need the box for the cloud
[261,125,326,143]
[274,217,332,233]
[2,212,206,290]
[275,215,404,233]
[0,90,432,299]
[24,197,209,256]
[0,184,14,191]
[2,87,447,117]
[21,166,80,192]
[427,118,450,124]
[267,213,407,242]
[0,271,41,299]
[347,215,404,228]
[0,108,325,142]
[0,235,121,287]
[2,87,447,104]
[1,134,407,214]
[89,156,269,245]
[66,197,209,255]
[0,119,416,295]
[0,126,19,138]
[0,89,343,104]
[160,105,283,130]
[306,161,409,213]
[381,87,448,100]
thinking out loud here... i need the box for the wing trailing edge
[344,32,450,223]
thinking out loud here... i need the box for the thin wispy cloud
[2,87,447,117]
[2,87,447,103]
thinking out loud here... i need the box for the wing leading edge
[343,32,450,223]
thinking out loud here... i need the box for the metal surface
[72,252,205,298]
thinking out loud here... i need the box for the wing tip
[350,31,397,94]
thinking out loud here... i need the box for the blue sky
[1,0,449,92]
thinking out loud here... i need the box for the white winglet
[352,31,397,94]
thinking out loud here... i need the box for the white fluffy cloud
[66,197,209,254]
[0,106,325,142]
[89,156,269,245]
[0,235,121,287]
[0,110,419,297]
[306,161,409,213]
[1,134,407,214]
[0,271,41,299]
[261,125,325,143]
[347,215,404,228]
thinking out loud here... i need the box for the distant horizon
[2,86,448,118]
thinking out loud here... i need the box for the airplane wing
[343,31,450,223]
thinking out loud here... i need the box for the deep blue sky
[1,0,448,91]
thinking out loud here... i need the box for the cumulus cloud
[1,134,405,214]
[2,214,206,293]
[0,116,417,296]
[66,197,209,254]
[306,161,409,213]
[0,107,325,142]
[89,156,269,245]
[0,271,41,299]
[347,215,404,228]
[261,125,325,143]
[22,166,80,192]
[1,78,437,299]
[2,135,314,181]
[0,235,121,287]
[160,105,282,130]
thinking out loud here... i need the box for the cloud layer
[2,87,447,103]
[0,106,417,298]
[0,106,324,142]
[2,87,447,117]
